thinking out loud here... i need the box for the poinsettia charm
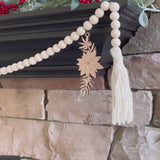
[77,32,103,97]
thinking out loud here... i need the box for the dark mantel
[0,0,141,78]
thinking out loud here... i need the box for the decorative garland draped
[0,1,133,125]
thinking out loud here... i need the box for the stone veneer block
[0,76,106,90]
[123,13,160,54]
[46,90,152,126]
[108,53,160,89]
[0,118,114,160]
[109,126,160,160]
[0,89,45,119]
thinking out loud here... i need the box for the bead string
[0,1,120,76]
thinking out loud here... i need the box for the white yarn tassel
[110,47,133,125]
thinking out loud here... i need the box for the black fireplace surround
[0,0,141,78]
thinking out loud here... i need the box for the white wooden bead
[29,57,37,65]
[6,65,13,73]
[52,44,61,53]
[64,36,73,45]
[41,51,49,59]
[70,32,79,41]
[111,38,121,47]
[17,61,24,69]
[95,8,104,18]
[89,15,99,25]
[110,12,120,20]
[34,54,42,62]
[110,2,120,12]
[12,63,18,71]
[83,21,92,30]
[58,40,67,49]
[111,20,120,29]
[76,26,85,36]
[101,1,110,11]
[1,67,7,75]
[111,29,121,38]
[47,47,54,56]
[23,59,30,67]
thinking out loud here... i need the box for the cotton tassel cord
[110,47,133,125]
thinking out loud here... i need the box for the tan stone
[123,14,160,54]
[0,118,114,160]
[0,89,45,119]
[109,126,160,160]
[0,76,106,90]
[46,90,152,126]
[108,53,160,89]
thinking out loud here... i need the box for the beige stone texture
[0,118,114,160]
[46,90,152,126]
[0,89,45,119]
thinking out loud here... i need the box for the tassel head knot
[110,47,123,64]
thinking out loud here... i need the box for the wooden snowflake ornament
[77,32,103,97]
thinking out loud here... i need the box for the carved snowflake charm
[77,32,103,97]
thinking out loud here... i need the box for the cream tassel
[110,47,133,125]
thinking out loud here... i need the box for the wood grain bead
[101,1,110,11]
[52,44,61,53]
[58,40,67,49]
[47,47,54,56]
[111,38,121,47]
[41,51,49,59]
[12,63,18,71]
[89,15,99,25]
[110,2,120,12]
[111,29,121,38]
[95,8,104,18]
[6,65,13,73]
[29,57,37,65]
[34,53,42,62]
[64,36,73,45]
[17,61,24,69]
[83,21,92,30]
[110,12,120,20]
[76,26,85,36]
[23,59,30,67]
[111,20,120,29]
[1,67,7,75]
[70,32,79,41]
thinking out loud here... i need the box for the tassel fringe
[110,47,133,125]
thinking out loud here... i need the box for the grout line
[44,89,49,120]
[0,115,115,127]
[107,127,120,160]
[150,90,156,125]
[123,51,160,57]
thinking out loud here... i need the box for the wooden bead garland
[58,40,67,49]
[89,15,99,25]
[70,32,79,41]
[0,1,133,126]
[101,1,110,11]
[64,36,73,45]
[83,21,92,30]
[0,1,114,75]
[0,1,123,79]
[95,8,104,18]
[76,26,86,36]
